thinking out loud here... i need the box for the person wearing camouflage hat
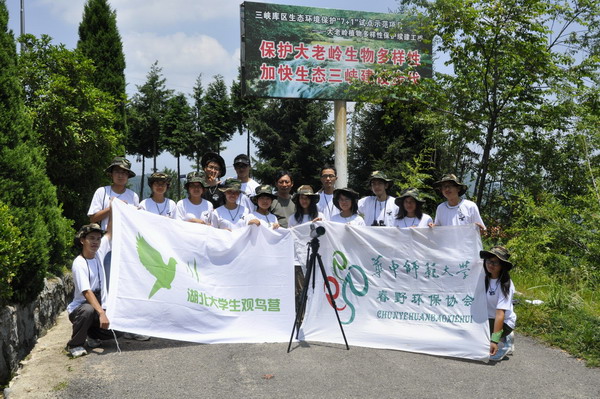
[289,185,323,227]
[393,188,433,228]
[480,246,516,361]
[211,178,250,230]
[330,188,365,226]
[430,173,485,231]
[139,172,177,219]
[358,171,398,227]
[67,223,118,358]
[246,184,280,229]
[175,171,213,225]
[88,156,140,231]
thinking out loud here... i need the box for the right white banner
[291,223,490,362]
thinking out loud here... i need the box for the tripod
[287,233,349,352]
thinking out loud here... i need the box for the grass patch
[513,272,600,367]
[52,381,68,391]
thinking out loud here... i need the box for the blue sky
[6,0,403,175]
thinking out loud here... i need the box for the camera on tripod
[309,223,326,238]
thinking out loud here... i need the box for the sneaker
[86,337,102,348]
[506,332,515,356]
[68,346,88,358]
[490,339,510,361]
[123,332,150,341]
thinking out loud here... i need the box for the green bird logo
[136,234,177,298]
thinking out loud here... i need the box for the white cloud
[124,32,238,95]
[38,0,239,28]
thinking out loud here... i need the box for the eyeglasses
[206,165,220,172]
[486,259,502,266]
[321,174,336,179]
[234,163,249,168]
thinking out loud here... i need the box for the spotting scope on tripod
[287,223,349,352]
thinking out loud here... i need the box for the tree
[162,93,194,198]
[0,2,71,303]
[202,75,235,152]
[77,0,127,133]
[186,74,210,170]
[248,99,334,188]
[127,61,172,192]
[348,101,432,196]
[19,34,123,227]
[231,69,265,157]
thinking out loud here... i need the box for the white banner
[107,201,489,361]
[106,200,295,343]
[290,222,490,362]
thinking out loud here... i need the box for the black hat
[233,154,251,166]
[480,246,514,271]
[201,152,226,178]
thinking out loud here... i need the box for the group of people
[67,153,516,362]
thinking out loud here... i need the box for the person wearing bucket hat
[211,178,250,230]
[480,246,516,361]
[330,188,365,226]
[88,156,139,230]
[201,152,227,208]
[316,164,340,220]
[176,171,213,224]
[393,188,433,228]
[358,171,398,227]
[139,172,177,219]
[246,184,280,229]
[289,185,323,227]
[430,173,485,232]
[67,223,120,357]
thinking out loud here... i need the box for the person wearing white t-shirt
[330,188,366,226]
[211,178,249,230]
[316,165,340,220]
[358,171,398,227]
[481,246,516,361]
[245,184,281,229]
[232,153,259,211]
[430,174,485,232]
[88,156,139,230]
[288,185,324,306]
[66,223,117,358]
[139,172,177,219]
[176,171,213,224]
[393,188,433,228]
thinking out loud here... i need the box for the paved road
[5,312,599,399]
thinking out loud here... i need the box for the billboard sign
[241,1,432,100]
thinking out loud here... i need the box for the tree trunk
[177,155,181,201]
[475,123,497,209]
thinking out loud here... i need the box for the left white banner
[106,200,295,343]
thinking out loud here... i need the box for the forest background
[0,0,598,370]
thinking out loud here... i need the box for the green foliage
[248,99,333,188]
[19,34,123,228]
[77,0,127,136]
[504,190,600,288]
[185,74,210,170]
[349,101,433,195]
[202,75,235,152]
[127,61,173,173]
[0,202,24,306]
[0,4,72,303]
